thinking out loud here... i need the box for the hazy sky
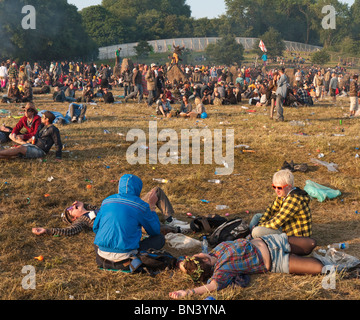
[67,0,225,18]
[67,0,355,18]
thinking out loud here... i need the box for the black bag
[208,218,250,247]
[130,249,177,275]
[190,214,228,233]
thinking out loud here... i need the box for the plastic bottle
[216,205,229,210]
[327,242,349,250]
[31,136,35,145]
[153,178,169,183]
[202,236,208,253]
[208,179,221,184]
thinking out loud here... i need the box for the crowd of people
[0,55,359,299]
[1,57,359,122]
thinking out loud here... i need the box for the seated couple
[0,109,62,160]
[159,96,205,118]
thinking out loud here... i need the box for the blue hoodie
[93,174,160,254]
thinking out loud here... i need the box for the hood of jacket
[118,174,143,197]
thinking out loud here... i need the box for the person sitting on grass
[2,82,21,103]
[250,169,312,238]
[52,86,66,102]
[249,169,312,239]
[32,186,190,237]
[9,102,41,145]
[169,234,325,299]
[0,111,62,160]
[93,174,190,271]
[102,87,115,104]
[179,95,194,118]
[192,97,206,118]
[20,80,33,103]
[156,95,173,118]
[80,84,95,103]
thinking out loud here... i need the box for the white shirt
[0,66,8,78]
[97,249,137,262]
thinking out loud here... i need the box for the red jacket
[12,115,41,141]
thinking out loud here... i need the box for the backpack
[130,249,177,276]
[190,214,228,233]
[208,218,250,247]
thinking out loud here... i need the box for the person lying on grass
[32,201,99,236]
[169,233,325,299]
[32,187,190,237]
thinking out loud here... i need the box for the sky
[67,0,227,18]
[68,0,355,18]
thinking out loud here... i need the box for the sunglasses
[272,184,289,190]
[66,204,78,212]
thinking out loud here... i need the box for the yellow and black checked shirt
[258,188,312,237]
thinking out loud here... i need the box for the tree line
[1,0,359,62]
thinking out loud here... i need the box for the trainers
[165,218,191,230]
[71,116,77,123]
[166,218,189,226]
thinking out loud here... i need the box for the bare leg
[269,99,275,119]
[288,236,317,256]
[0,145,27,158]
[289,254,324,275]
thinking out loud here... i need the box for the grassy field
[0,84,359,301]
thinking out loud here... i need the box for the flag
[259,40,267,52]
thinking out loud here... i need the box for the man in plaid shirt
[250,169,312,238]
[295,85,310,105]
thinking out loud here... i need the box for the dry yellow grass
[0,86,359,301]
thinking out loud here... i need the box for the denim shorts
[25,144,46,159]
[261,233,291,274]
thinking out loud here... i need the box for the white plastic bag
[312,248,360,272]
[310,158,339,172]
[165,233,201,250]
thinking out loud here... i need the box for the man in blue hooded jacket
[93,174,166,271]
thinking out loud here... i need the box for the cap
[151,63,157,68]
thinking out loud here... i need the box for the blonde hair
[273,169,294,187]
